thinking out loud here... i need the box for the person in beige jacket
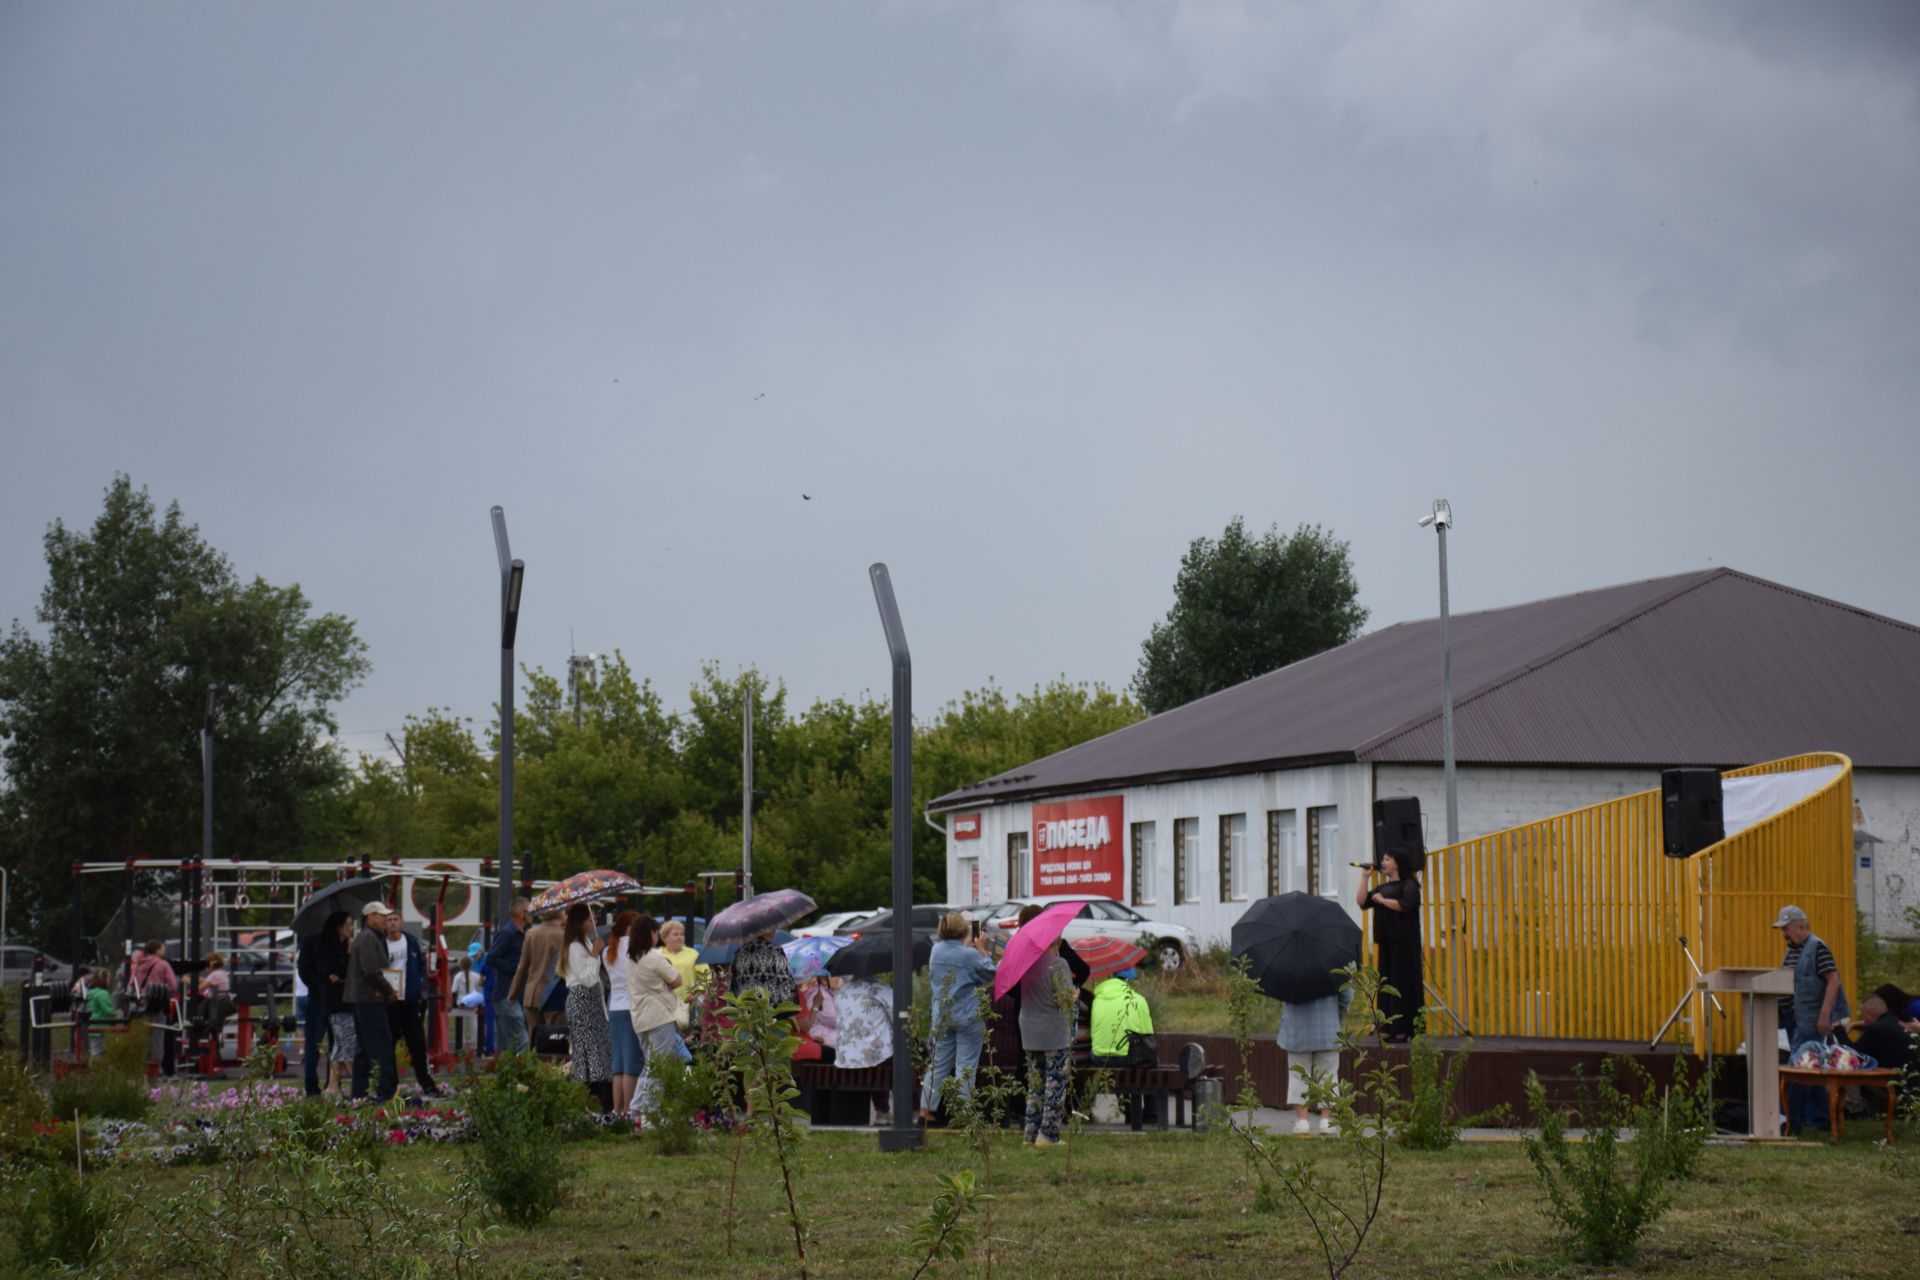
[508,912,567,1028]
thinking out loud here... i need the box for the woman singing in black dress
[1355,851,1422,1042]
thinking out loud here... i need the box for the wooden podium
[1698,966,1795,1139]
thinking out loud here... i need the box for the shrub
[649,1049,725,1156]
[463,1050,590,1226]
[1224,957,1265,1114]
[125,1105,486,1279]
[1214,965,1396,1280]
[49,1066,150,1122]
[721,988,811,1278]
[1389,1031,1501,1150]
[1631,1056,1716,1182]
[906,1170,990,1279]
[241,1037,280,1082]
[0,1053,53,1164]
[1522,1059,1672,1265]
[99,1020,151,1078]
[6,1161,119,1274]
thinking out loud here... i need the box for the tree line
[1,478,1362,952]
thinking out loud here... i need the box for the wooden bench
[791,1061,905,1126]
[1072,1063,1219,1131]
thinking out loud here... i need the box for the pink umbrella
[992,901,1090,999]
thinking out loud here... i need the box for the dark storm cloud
[1,1,1915,763]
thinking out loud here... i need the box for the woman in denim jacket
[918,912,996,1124]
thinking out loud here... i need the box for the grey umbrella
[291,877,385,938]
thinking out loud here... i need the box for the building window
[959,856,981,906]
[1131,821,1158,906]
[1267,809,1298,896]
[1219,813,1248,901]
[1308,805,1340,898]
[1172,817,1199,905]
[1007,832,1029,898]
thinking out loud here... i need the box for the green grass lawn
[114,1124,1914,1279]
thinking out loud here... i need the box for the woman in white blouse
[604,910,642,1114]
[624,914,687,1115]
[560,904,612,1094]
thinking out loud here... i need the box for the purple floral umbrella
[703,889,818,947]
[527,870,642,917]
[783,934,852,979]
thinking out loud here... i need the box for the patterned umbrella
[703,889,818,947]
[527,869,642,917]
[1068,935,1149,985]
[783,934,852,979]
[696,930,794,967]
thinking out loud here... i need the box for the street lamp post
[1418,499,1459,845]
[869,562,922,1153]
[491,507,525,928]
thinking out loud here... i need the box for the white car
[981,898,1197,970]
[791,910,881,939]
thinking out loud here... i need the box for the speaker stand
[1647,934,1726,1052]
[1421,980,1470,1037]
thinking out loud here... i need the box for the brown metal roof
[929,568,1920,810]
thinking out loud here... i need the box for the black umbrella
[292,877,385,939]
[1230,892,1362,1004]
[826,931,931,979]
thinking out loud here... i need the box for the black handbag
[1125,1031,1159,1066]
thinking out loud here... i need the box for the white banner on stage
[1720,766,1843,840]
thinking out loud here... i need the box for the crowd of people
[62,882,1917,1147]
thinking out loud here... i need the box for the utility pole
[741,685,754,900]
[1419,499,1459,845]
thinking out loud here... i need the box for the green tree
[1132,517,1367,714]
[0,476,369,951]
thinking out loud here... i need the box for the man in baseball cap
[1774,903,1848,1134]
[345,901,401,1101]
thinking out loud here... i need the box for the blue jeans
[920,1019,985,1113]
[351,1002,398,1101]
[300,996,329,1096]
[1787,1026,1830,1132]
[494,999,527,1054]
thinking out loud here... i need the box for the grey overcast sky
[3,1,1917,761]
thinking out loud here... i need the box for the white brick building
[931,569,1920,947]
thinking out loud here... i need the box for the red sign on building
[1031,795,1125,896]
[952,812,982,841]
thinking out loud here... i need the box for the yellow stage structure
[1405,752,1855,1054]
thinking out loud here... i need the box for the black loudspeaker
[1662,768,1724,857]
[1372,796,1426,874]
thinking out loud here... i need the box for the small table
[1778,1067,1900,1145]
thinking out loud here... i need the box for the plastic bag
[1788,1041,1830,1069]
